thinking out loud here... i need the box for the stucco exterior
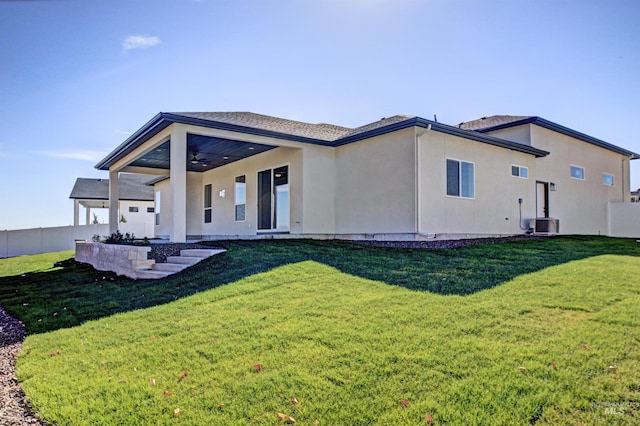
[419,130,537,237]
[482,123,631,236]
[335,128,416,235]
[95,112,639,242]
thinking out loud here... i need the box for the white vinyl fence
[608,202,640,238]
[0,224,110,258]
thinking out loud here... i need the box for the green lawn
[2,238,640,424]
[2,237,639,335]
[0,250,73,277]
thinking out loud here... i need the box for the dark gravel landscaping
[358,234,547,249]
[0,306,47,425]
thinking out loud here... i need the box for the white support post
[170,125,187,242]
[109,170,120,234]
[74,199,80,226]
[86,206,91,225]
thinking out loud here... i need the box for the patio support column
[170,125,187,242]
[73,199,80,226]
[109,170,120,234]
[85,206,91,225]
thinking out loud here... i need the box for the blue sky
[1,0,639,230]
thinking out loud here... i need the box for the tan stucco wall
[185,172,203,236]
[484,125,532,145]
[336,129,415,234]
[334,128,416,234]
[154,179,171,238]
[530,125,628,235]
[301,145,336,234]
[153,172,208,238]
[419,131,537,236]
[199,146,305,236]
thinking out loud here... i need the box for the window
[155,191,161,226]
[603,173,614,186]
[235,175,246,221]
[446,159,474,198]
[128,206,139,213]
[204,184,212,223]
[147,207,155,213]
[511,165,528,179]
[570,165,584,180]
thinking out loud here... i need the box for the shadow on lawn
[1,236,639,335]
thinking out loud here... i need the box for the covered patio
[95,112,322,242]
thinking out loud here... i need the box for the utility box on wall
[530,218,559,234]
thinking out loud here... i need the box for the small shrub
[104,230,132,244]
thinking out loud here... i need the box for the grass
[0,250,73,277]
[1,237,640,424]
[16,255,640,424]
[1,236,640,335]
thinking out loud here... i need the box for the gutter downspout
[415,125,431,237]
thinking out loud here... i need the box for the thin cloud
[122,35,161,51]
[37,150,107,162]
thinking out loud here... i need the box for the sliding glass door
[257,165,289,231]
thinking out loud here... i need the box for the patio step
[136,248,226,279]
[180,249,226,257]
[135,269,175,279]
[153,263,189,272]
[166,256,204,265]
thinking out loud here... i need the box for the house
[69,174,157,237]
[94,112,639,242]
[631,189,640,203]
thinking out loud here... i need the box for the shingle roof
[458,115,533,131]
[69,173,155,201]
[171,112,415,142]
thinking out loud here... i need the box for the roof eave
[95,113,170,170]
[96,113,336,170]
[332,118,418,146]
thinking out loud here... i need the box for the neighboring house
[631,189,640,202]
[94,112,639,243]
[69,174,157,238]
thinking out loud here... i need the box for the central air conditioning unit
[529,218,559,234]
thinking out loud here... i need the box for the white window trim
[570,164,585,181]
[602,172,615,187]
[446,158,475,200]
[511,165,529,179]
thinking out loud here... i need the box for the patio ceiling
[130,134,277,172]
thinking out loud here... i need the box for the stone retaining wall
[75,242,155,279]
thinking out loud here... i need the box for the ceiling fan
[190,151,208,165]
